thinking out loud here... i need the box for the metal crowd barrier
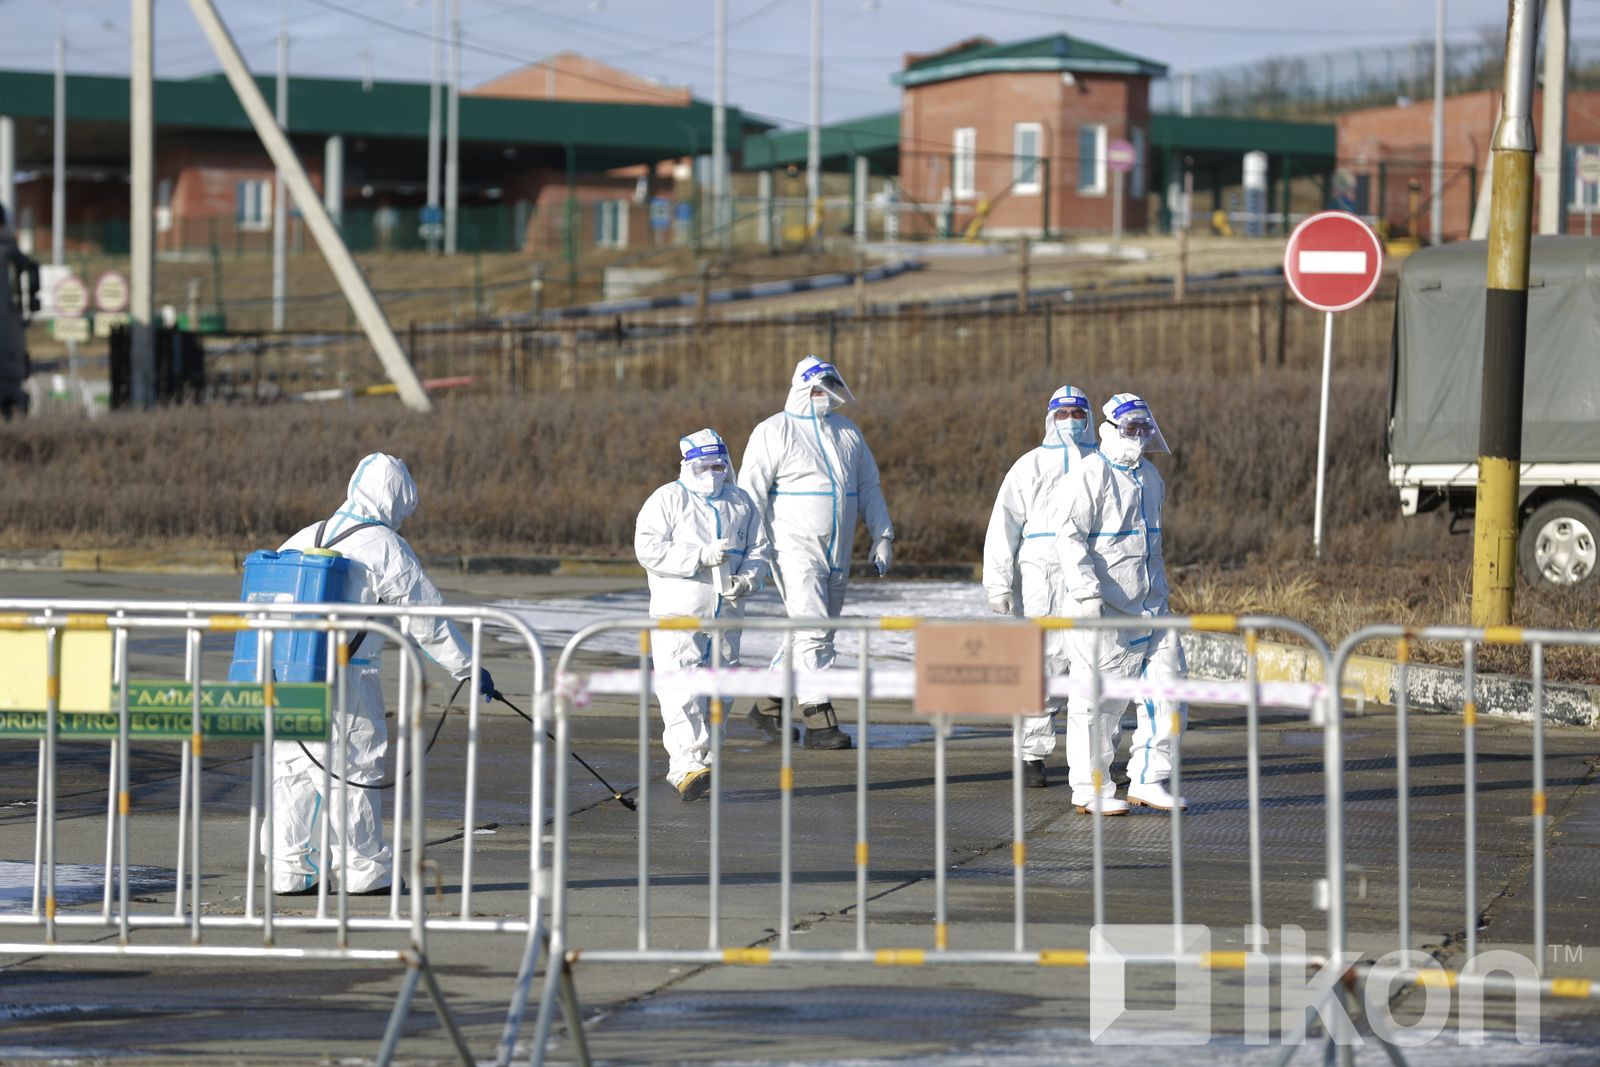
[523,612,1345,1066]
[0,598,560,1066]
[1331,624,1600,1013]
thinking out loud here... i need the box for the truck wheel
[1521,499,1600,586]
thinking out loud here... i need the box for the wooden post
[696,259,711,328]
[1276,286,1288,366]
[1017,235,1030,313]
[1251,291,1266,376]
[559,327,576,390]
[854,248,867,319]
[1044,300,1053,368]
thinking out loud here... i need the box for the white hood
[785,355,857,417]
[340,453,419,530]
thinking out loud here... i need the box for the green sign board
[0,681,330,741]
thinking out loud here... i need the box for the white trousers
[654,627,741,787]
[1063,626,1187,797]
[262,666,391,894]
[1016,552,1071,760]
[771,553,848,706]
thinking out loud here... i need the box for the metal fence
[1331,624,1600,1012]
[523,612,1364,1066]
[0,598,561,1066]
[396,287,1395,398]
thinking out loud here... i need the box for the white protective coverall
[982,386,1096,760]
[635,430,772,786]
[266,453,478,894]
[1053,396,1186,803]
[738,357,893,706]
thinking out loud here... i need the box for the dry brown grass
[4,369,1599,677]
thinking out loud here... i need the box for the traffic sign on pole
[1283,210,1385,561]
[1106,138,1136,243]
[1283,209,1384,313]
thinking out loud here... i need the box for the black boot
[1023,759,1048,789]
[801,702,853,750]
[748,699,798,743]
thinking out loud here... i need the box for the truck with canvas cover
[1389,236,1600,586]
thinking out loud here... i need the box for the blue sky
[0,0,1590,129]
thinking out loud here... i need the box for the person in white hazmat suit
[738,356,893,750]
[1053,394,1187,815]
[982,386,1097,789]
[266,454,493,894]
[634,429,771,801]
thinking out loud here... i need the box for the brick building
[1337,88,1600,241]
[0,58,758,257]
[892,34,1165,237]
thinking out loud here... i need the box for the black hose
[491,690,638,813]
[293,678,460,791]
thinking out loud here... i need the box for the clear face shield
[682,441,730,489]
[1047,393,1093,446]
[800,362,856,408]
[1108,398,1169,454]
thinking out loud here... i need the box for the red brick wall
[900,69,1151,237]
[1337,89,1600,239]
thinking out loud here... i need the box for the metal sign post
[1106,138,1136,243]
[1283,210,1385,560]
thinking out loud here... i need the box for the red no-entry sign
[1283,210,1384,313]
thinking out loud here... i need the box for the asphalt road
[1,570,1597,1065]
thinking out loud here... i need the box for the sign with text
[914,623,1044,717]
[0,681,330,741]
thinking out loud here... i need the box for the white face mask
[684,460,727,494]
[1099,422,1145,466]
[809,390,833,417]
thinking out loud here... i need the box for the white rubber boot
[1126,781,1188,812]
[1070,790,1130,816]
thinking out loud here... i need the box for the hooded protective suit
[635,429,772,787]
[265,453,478,894]
[1052,394,1186,804]
[981,386,1095,760]
[738,357,892,707]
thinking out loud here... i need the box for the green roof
[0,69,761,166]
[739,111,901,171]
[1149,113,1336,158]
[892,33,1166,87]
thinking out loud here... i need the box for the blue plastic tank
[228,550,356,683]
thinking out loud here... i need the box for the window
[235,178,271,231]
[1012,123,1042,195]
[1077,124,1106,196]
[593,199,631,249]
[953,127,976,200]
[1567,145,1600,212]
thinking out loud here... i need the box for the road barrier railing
[525,612,1350,1066]
[0,598,560,1067]
[1331,624,1600,1014]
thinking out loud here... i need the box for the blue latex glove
[478,668,496,704]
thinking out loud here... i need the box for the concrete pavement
[1,571,1597,1064]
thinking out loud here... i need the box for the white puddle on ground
[491,580,993,668]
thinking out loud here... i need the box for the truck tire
[1520,498,1600,587]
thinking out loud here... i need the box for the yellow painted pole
[1472,0,1539,627]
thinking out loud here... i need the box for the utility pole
[1471,0,1539,627]
[712,0,728,250]
[52,6,65,268]
[185,0,432,411]
[1430,0,1445,244]
[426,0,443,254]
[1539,0,1570,236]
[444,0,460,255]
[272,0,288,331]
[806,0,822,247]
[130,0,156,407]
